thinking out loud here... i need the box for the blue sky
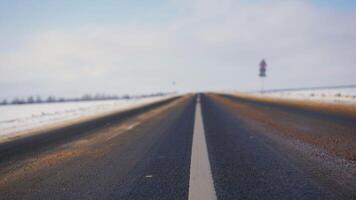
[0,0,181,29]
[1,0,355,33]
[0,0,356,99]
[312,0,356,8]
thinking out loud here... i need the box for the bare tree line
[0,92,173,106]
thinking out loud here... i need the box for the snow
[254,88,356,104]
[0,96,174,141]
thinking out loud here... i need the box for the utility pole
[259,59,267,94]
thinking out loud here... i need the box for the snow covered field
[0,96,174,141]
[255,87,356,104]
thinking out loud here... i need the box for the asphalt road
[202,95,342,200]
[0,94,355,200]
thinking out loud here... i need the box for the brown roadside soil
[209,93,356,161]
[226,92,356,119]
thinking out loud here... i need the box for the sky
[0,0,356,99]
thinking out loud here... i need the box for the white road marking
[106,121,141,141]
[145,175,153,178]
[126,122,141,130]
[188,95,217,200]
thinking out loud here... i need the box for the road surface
[0,94,355,199]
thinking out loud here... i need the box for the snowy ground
[0,96,175,141]
[253,87,356,104]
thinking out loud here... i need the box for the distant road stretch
[0,94,355,200]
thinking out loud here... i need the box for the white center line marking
[188,95,217,200]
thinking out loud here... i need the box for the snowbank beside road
[0,96,175,141]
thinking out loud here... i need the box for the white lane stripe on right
[188,95,217,200]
